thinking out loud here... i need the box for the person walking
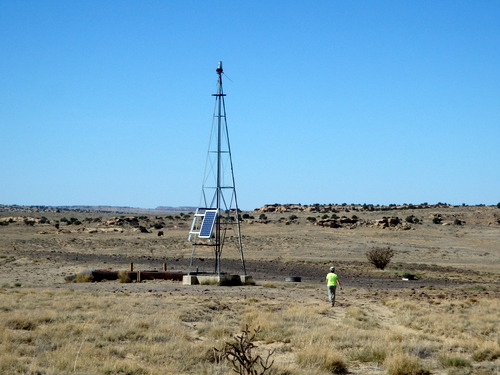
[326,266,341,306]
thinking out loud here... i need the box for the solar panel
[199,210,218,238]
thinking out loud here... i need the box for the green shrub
[405,215,419,224]
[366,247,395,270]
[438,355,472,368]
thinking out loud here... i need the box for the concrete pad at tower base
[182,275,199,285]
[240,275,255,285]
[183,274,253,286]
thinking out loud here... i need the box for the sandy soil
[1,205,498,292]
[1,205,499,374]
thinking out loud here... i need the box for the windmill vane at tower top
[216,61,223,74]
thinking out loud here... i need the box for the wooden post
[162,263,167,271]
[129,262,134,272]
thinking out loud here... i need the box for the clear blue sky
[1,1,498,210]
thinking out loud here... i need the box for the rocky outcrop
[256,204,305,213]
[373,217,411,230]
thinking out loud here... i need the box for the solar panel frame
[198,209,218,238]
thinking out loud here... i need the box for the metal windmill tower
[188,61,246,276]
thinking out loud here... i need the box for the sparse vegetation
[405,215,419,224]
[366,246,395,270]
[384,353,430,375]
[216,325,275,375]
[0,204,498,374]
[117,270,131,283]
[296,347,347,374]
[74,272,93,283]
[432,216,442,224]
[438,355,472,369]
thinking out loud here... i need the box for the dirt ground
[0,205,498,293]
[1,205,499,374]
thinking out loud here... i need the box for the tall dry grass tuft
[471,342,500,361]
[75,272,93,283]
[384,352,430,375]
[438,354,472,369]
[349,342,387,364]
[118,270,132,283]
[296,347,347,374]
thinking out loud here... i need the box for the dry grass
[1,284,498,375]
[382,297,499,343]
[384,352,430,375]
[0,206,499,374]
[0,289,231,375]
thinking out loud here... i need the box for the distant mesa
[0,204,196,214]
[155,206,196,212]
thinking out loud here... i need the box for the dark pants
[328,285,337,306]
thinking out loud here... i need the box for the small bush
[75,272,93,283]
[69,217,81,225]
[296,348,347,374]
[432,217,442,224]
[472,344,500,361]
[385,353,430,375]
[349,345,386,363]
[366,247,395,270]
[216,325,275,375]
[118,271,132,283]
[438,355,472,368]
[405,215,419,224]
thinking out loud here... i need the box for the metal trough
[91,270,186,282]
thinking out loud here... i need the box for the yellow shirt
[326,272,338,286]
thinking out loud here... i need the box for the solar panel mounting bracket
[188,208,218,242]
